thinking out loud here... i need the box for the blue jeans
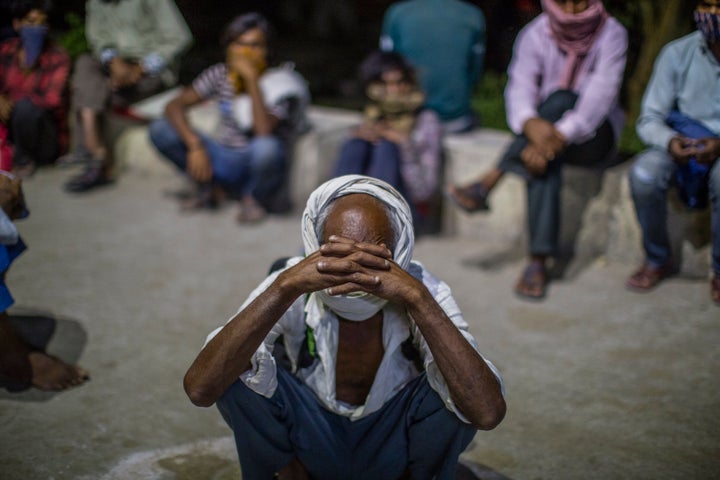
[216,369,476,480]
[334,138,419,222]
[629,148,720,274]
[497,90,616,256]
[334,138,411,201]
[148,119,286,203]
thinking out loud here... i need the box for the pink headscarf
[541,0,608,89]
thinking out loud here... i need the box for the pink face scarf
[541,0,608,89]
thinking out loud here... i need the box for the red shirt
[0,37,71,154]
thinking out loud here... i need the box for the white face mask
[316,290,388,321]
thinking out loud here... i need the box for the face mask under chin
[317,290,389,322]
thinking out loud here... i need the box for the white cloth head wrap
[301,175,415,321]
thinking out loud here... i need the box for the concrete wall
[113,105,712,277]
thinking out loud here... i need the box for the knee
[538,90,578,119]
[10,98,42,123]
[339,138,370,157]
[148,119,179,149]
[250,136,284,169]
[375,139,400,157]
[628,150,671,197]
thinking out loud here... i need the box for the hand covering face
[301,175,414,321]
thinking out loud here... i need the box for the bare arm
[405,288,506,430]
[164,87,212,182]
[183,272,302,407]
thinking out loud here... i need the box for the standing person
[448,0,627,300]
[0,0,70,176]
[625,0,720,306]
[333,51,442,226]
[62,0,192,193]
[0,173,89,391]
[149,12,310,223]
[380,0,486,134]
[183,175,506,479]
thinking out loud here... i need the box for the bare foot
[0,315,89,392]
[27,351,89,391]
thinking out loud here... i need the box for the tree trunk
[626,0,687,124]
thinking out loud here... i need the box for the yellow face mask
[227,46,268,94]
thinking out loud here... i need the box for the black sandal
[446,183,490,213]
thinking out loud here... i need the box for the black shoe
[64,165,112,193]
[56,150,92,167]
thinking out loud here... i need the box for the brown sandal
[625,262,676,291]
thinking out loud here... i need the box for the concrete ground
[0,164,718,480]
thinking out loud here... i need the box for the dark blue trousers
[216,369,476,480]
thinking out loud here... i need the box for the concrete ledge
[112,105,711,276]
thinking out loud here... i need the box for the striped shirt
[192,63,291,149]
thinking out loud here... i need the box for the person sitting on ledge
[183,175,506,479]
[62,0,192,193]
[0,0,70,177]
[625,0,720,306]
[446,0,627,300]
[149,12,309,224]
[332,50,442,230]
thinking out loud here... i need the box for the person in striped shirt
[149,12,309,224]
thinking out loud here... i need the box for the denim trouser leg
[149,117,248,187]
[8,98,58,164]
[628,149,676,268]
[216,369,475,480]
[334,138,413,209]
[243,135,286,204]
[498,90,614,256]
[149,119,285,199]
[148,118,189,171]
[366,139,407,194]
[334,138,372,177]
[708,161,720,274]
